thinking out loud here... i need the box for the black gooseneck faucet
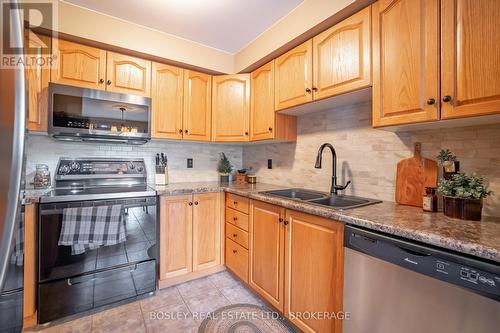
[315,143,351,195]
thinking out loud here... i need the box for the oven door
[38,196,157,283]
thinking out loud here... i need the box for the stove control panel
[56,158,147,176]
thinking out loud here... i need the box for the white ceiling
[63,0,304,54]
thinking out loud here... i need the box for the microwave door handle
[0,0,25,294]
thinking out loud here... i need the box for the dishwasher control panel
[345,225,500,301]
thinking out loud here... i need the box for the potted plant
[437,173,493,221]
[436,149,459,179]
[217,152,233,183]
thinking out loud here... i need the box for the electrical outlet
[267,159,272,169]
[187,158,193,168]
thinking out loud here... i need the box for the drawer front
[226,193,249,214]
[225,207,249,231]
[225,238,248,283]
[225,222,249,249]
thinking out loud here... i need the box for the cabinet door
[151,62,184,140]
[275,40,313,110]
[250,61,275,141]
[313,6,371,100]
[249,201,285,312]
[106,52,151,96]
[159,195,193,280]
[284,210,344,333]
[441,0,500,119]
[372,0,440,127]
[183,70,212,141]
[25,31,50,132]
[192,193,221,271]
[51,39,106,90]
[211,74,250,142]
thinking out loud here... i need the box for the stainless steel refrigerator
[0,1,26,332]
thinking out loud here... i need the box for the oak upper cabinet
[250,61,298,142]
[284,210,344,333]
[249,200,285,312]
[212,74,250,142]
[159,195,193,281]
[192,192,221,271]
[440,0,500,119]
[51,39,107,90]
[183,70,212,141]
[159,193,223,287]
[275,40,313,110]
[372,0,440,127]
[106,52,151,96]
[152,62,184,140]
[26,31,50,132]
[313,6,371,100]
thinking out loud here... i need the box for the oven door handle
[66,264,140,286]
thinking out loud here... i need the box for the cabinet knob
[268,127,273,132]
[179,129,183,133]
[106,80,112,85]
[188,202,193,206]
[194,201,198,205]
[278,217,284,223]
[233,201,237,205]
[184,129,188,133]
[232,233,238,237]
[427,98,436,105]
[305,88,312,93]
[233,217,238,221]
[233,250,237,254]
[283,220,289,226]
[245,132,249,136]
[312,87,318,92]
[442,95,452,103]
[99,79,104,84]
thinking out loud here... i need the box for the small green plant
[436,149,457,165]
[438,173,493,199]
[217,152,233,174]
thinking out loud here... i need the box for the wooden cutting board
[395,143,438,207]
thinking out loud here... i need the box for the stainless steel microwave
[48,83,152,144]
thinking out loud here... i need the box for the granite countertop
[26,182,500,263]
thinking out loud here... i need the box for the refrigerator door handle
[0,0,26,294]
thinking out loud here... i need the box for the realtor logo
[1,0,57,68]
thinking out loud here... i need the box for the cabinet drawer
[225,238,248,283]
[226,193,249,214]
[225,223,249,249]
[225,207,249,231]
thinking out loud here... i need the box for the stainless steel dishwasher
[343,225,500,333]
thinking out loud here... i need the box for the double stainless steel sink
[260,188,381,210]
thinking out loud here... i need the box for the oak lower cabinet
[225,193,250,282]
[159,193,223,288]
[284,210,344,333]
[250,61,297,142]
[249,201,285,312]
[212,74,250,142]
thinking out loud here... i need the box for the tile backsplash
[25,134,243,185]
[243,102,500,217]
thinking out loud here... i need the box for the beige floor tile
[37,316,92,333]
[92,302,146,333]
[143,303,199,333]
[139,286,183,312]
[208,270,241,289]
[184,290,231,318]
[176,276,218,299]
[219,284,265,306]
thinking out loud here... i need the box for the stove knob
[137,165,144,172]
[129,163,135,170]
[59,165,70,174]
[70,162,81,171]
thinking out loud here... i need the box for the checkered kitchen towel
[58,204,126,255]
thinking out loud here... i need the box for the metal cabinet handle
[99,79,104,84]
[106,80,112,85]
[233,233,238,237]
[442,95,452,103]
[278,217,284,223]
[268,127,273,132]
[305,88,312,93]
[194,201,198,205]
[312,87,318,92]
[427,98,436,105]
[283,220,289,226]
[184,129,188,134]
[233,201,237,205]
[233,250,237,254]
[245,132,249,135]
[188,202,193,206]
[233,217,238,221]
[179,129,183,133]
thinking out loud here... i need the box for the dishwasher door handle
[397,246,432,257]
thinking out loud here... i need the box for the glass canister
[34,164,51,189]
